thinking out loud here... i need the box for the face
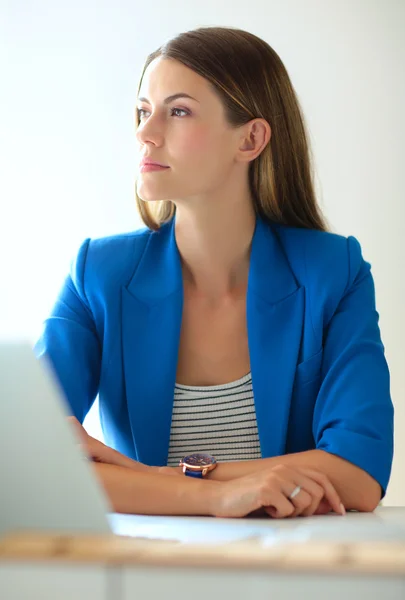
[135,57,245,205]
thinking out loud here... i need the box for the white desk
[109,505,405,543]
[1,507,405,600]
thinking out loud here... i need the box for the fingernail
[340,503,346,516]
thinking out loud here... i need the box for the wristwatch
[179,453,217,478]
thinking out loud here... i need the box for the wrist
[179,453,217,479]
[202,480,223,516]
[205,463,220,480]
[156,466,183,476]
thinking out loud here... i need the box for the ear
[236,118,271,163]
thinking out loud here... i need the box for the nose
[135,112,164,148]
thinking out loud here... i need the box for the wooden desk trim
[1,532,405,576]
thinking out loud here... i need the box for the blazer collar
[121,214,304,466]
[127,214,299,306]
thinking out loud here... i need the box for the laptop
[0,341,269,543]
[2,341,405,545]
[0,341,117,536]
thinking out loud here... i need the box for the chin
[136,183,178,204]
[136,185,167,203]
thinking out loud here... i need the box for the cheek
[173,127,232,187]
[174,125,217,160]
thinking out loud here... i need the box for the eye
[137,107,190,119]
[171,108,189,117]
[137,108,148,119]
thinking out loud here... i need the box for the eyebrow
[137,93,200,105]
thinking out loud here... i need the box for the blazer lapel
[121,220,184,466]
[247,218,304,458]
[121,215,304,466]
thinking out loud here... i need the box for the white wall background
[0,0,404,505]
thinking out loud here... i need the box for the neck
[174,197,256,301]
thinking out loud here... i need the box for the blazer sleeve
[312,235,394,496]
[33,238,101,423]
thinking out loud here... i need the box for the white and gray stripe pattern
[166,371,262,467]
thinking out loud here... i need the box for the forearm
[205,450,381,512]
[92,462,220,515]
[100,448,151,473]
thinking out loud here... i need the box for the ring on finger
[288,485,302,500]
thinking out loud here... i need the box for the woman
[35,26,394,519]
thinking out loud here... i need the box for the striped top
[166,371,262,467]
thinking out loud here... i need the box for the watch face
[182,453,216,468]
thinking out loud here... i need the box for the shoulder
[271,222,369,304]
[69,224,158,291]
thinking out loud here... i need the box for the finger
[276,469,324,517]
[285,486,313,517]
[67,415,82,428]
[276,466,339,517]
[299,468,344,515]
[267,465,324,518]
[262,491,295,519]
[292,477,324,517]
[301,494,332,517]
[67,416,88,442]
[313,498,333,516]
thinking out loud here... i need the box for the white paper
[109,513,272,544]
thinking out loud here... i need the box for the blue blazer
[34,215,394,493]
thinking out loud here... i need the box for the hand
[66,416,150,472]
[211,464,345,519]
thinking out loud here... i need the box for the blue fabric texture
[34,215,394,495]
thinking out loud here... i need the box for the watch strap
[184,468,203,478]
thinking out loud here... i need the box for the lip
[139,164,169,173]
[139,158,169,168]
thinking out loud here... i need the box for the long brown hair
[135,26,329,232]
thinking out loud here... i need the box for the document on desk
[109,514,272,544]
